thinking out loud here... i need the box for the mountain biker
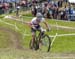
[30,12,50,49]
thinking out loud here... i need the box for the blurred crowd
[0,0,31,14]
[31,0,75,20]
[0,0,75,20]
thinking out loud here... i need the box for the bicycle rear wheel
[39,34,51,52]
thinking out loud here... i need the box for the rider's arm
[43,20,50,31]
[24,21,32,28]
[25,22,36,29]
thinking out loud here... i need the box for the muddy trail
[0,27,23,49]
[0,26,75,59]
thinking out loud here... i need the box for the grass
[0,13,75,59]
[51,36,75,53]
[0,49,52,59]
[47,19,75,27]
[0,30,11,48]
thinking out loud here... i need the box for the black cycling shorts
[31,25,41,33]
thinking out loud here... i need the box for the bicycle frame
[30,30,51,52]
[36,31,45,43]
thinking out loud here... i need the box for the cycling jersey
[31,17,45,33]
[31,17,45,25]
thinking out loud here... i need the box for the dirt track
[0,27,75,59]
[0,27,23,49]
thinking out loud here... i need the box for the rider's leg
[38,27,45,44]
[31,28,36,49]
[32,32,36,46]
[39,27,45,36]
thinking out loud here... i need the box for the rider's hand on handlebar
[47,29,50,32]
[32,26,36,30]
[47,28,51,32]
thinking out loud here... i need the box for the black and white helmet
[36,13,43,19]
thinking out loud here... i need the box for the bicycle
[29,30,51,52]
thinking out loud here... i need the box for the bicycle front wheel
[39,34,51,52]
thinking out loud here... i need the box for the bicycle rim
[39,35,51,52]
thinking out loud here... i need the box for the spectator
[9,3,13,13]
[68,6,73,15]
[36,5,42,13]
[65,6,69,20]
[2,3,9,14]
[47,3,53,19]
[32,0,38,4]
[68,5,74,20]
[0,3,4,14]
[53,6,58,19]
[31,4,37,16]
[64,0,68,2]
[42,2,48,18]
[16,3,20,16]
[48,0,51,3]
[20,0,27,11]
[58,0,63,8]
